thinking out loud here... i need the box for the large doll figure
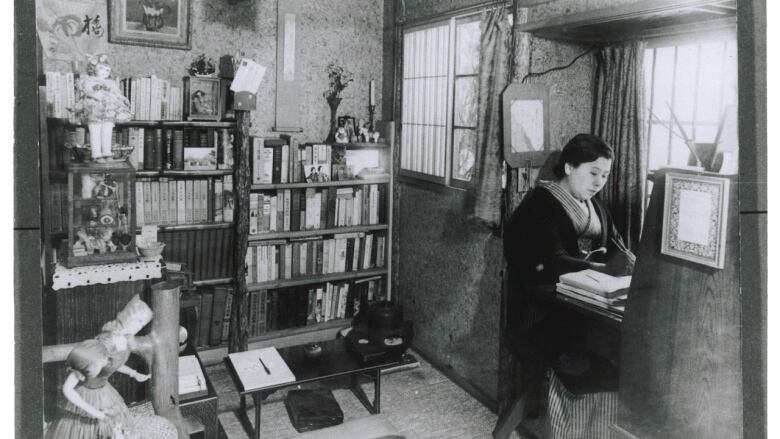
[72,54,133,163]
[46,296,177,439]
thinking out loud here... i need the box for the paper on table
[179,355,207,395]
[230,58,267,94]
[228,346,296,391]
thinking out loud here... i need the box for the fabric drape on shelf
[468,7,512,229]
[592,42,647,251]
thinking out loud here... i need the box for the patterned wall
[40,0,384,141]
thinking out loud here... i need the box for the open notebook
[558,269,631,298]
[228,346,296,391]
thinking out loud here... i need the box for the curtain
[592,42,647,251]
[469,7,512,229]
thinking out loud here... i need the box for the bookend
[284,388,344,433]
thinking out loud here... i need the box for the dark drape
[469,7,512,228]
[592,42,647,251]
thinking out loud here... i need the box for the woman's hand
[604,251,635,276]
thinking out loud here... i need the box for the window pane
[696,42,727,123]
[455,19,481,75]
[672,44,697,125]
[401,23,449,177]
[453,128,476,181]
[454,76,478,127]
[647,122,670,171]
[651,47,675,120]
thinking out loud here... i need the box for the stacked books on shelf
[244,232,386,283]
[181,285,234,348]
[248,184,385,234]
[120,75,183,121]
[255,276,386,335]
[44,71,75,119]
[556,269,631,318]
[135,176,234,226]
[116,126,234,171]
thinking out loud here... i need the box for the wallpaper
[39,0,384,141]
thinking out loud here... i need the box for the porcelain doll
[72,54,132,163]
[45,296,177,439]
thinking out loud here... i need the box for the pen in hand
[258,357,271,375]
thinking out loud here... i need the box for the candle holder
[368,104,376,133]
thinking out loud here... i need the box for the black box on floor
[284,389,344,433]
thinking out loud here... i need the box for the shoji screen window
[401,15,482,188]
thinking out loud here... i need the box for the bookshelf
[239,125,395,341]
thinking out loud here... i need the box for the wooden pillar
[136,281,188,439]
[229,109,252,353]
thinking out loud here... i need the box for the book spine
[158,178,168,225]
[198,289,214,347]
[210,287,227,346]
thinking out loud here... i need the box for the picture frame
[660,172,730,269]
[183,145,217,170]
[501,83,549,168]
[338,116,357,141]
[108,0,192,50]
[183,77,222,121]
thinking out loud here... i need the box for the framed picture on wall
[501,83,549,168]
[660,172,730,269]
[183,77,222,121]
[109,0,192,50]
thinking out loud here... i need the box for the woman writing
[505,133,634,286]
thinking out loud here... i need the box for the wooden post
[229,109,252,353]
[135,281,188,439]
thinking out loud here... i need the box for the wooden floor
[208,350,547,439]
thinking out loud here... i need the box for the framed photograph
[502,83,549,167]
[661,172,730,269]
[183,77,222,121]
[338,116,357,141]
[183,146,217,170]
[108,0,191,50]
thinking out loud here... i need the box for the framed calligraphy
[660,172,730,269]
[108,0,191,50]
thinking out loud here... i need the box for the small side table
[180,351,218,439]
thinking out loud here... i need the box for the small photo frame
[338,116,357,141]
[109,0,191,50]
[661,172,730,269]
[184,145,217,170]
[183,77,222,121]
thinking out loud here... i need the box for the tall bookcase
[240,124,395,342]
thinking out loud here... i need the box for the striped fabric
[547,370,619,439]
[540,182,602,239]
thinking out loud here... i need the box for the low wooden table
[225,338,402,439]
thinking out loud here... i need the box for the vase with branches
[324,63,353,141]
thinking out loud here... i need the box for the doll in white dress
[72,54,133,162]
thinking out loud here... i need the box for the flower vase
[326,97,342,142]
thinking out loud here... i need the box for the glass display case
[64,162,137,267]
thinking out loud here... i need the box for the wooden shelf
[516,0,736,42]
[192,277,233,287]
[248,224,388,241]
[251,176,390,190]
[246,267,388,291]
[138,222,233,232]
[248,319,349,343]
[324,141,389,149]
[46,117,236,128]
[136,169,234,178]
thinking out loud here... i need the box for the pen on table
[258,357,271,374]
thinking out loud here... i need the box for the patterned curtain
[469,7,512,229]
[592,42,647,251]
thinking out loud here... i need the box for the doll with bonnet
[72,54,133,163]
[45,295,177,439]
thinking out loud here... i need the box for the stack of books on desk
[556,269,631,317]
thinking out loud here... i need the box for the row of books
[252,138,334,184]
[244,232,386,284]
[181,285,234,348]
[160,228,235,281]
[181,277,386,347]
[135,176,234,226]
[44,71,75,120]
[248,184,385,234]
[116,126,234,171]
[119,75,183,121]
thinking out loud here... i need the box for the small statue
[334,126,348,144]
[45,296,177,439]
[71,54,132,163]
